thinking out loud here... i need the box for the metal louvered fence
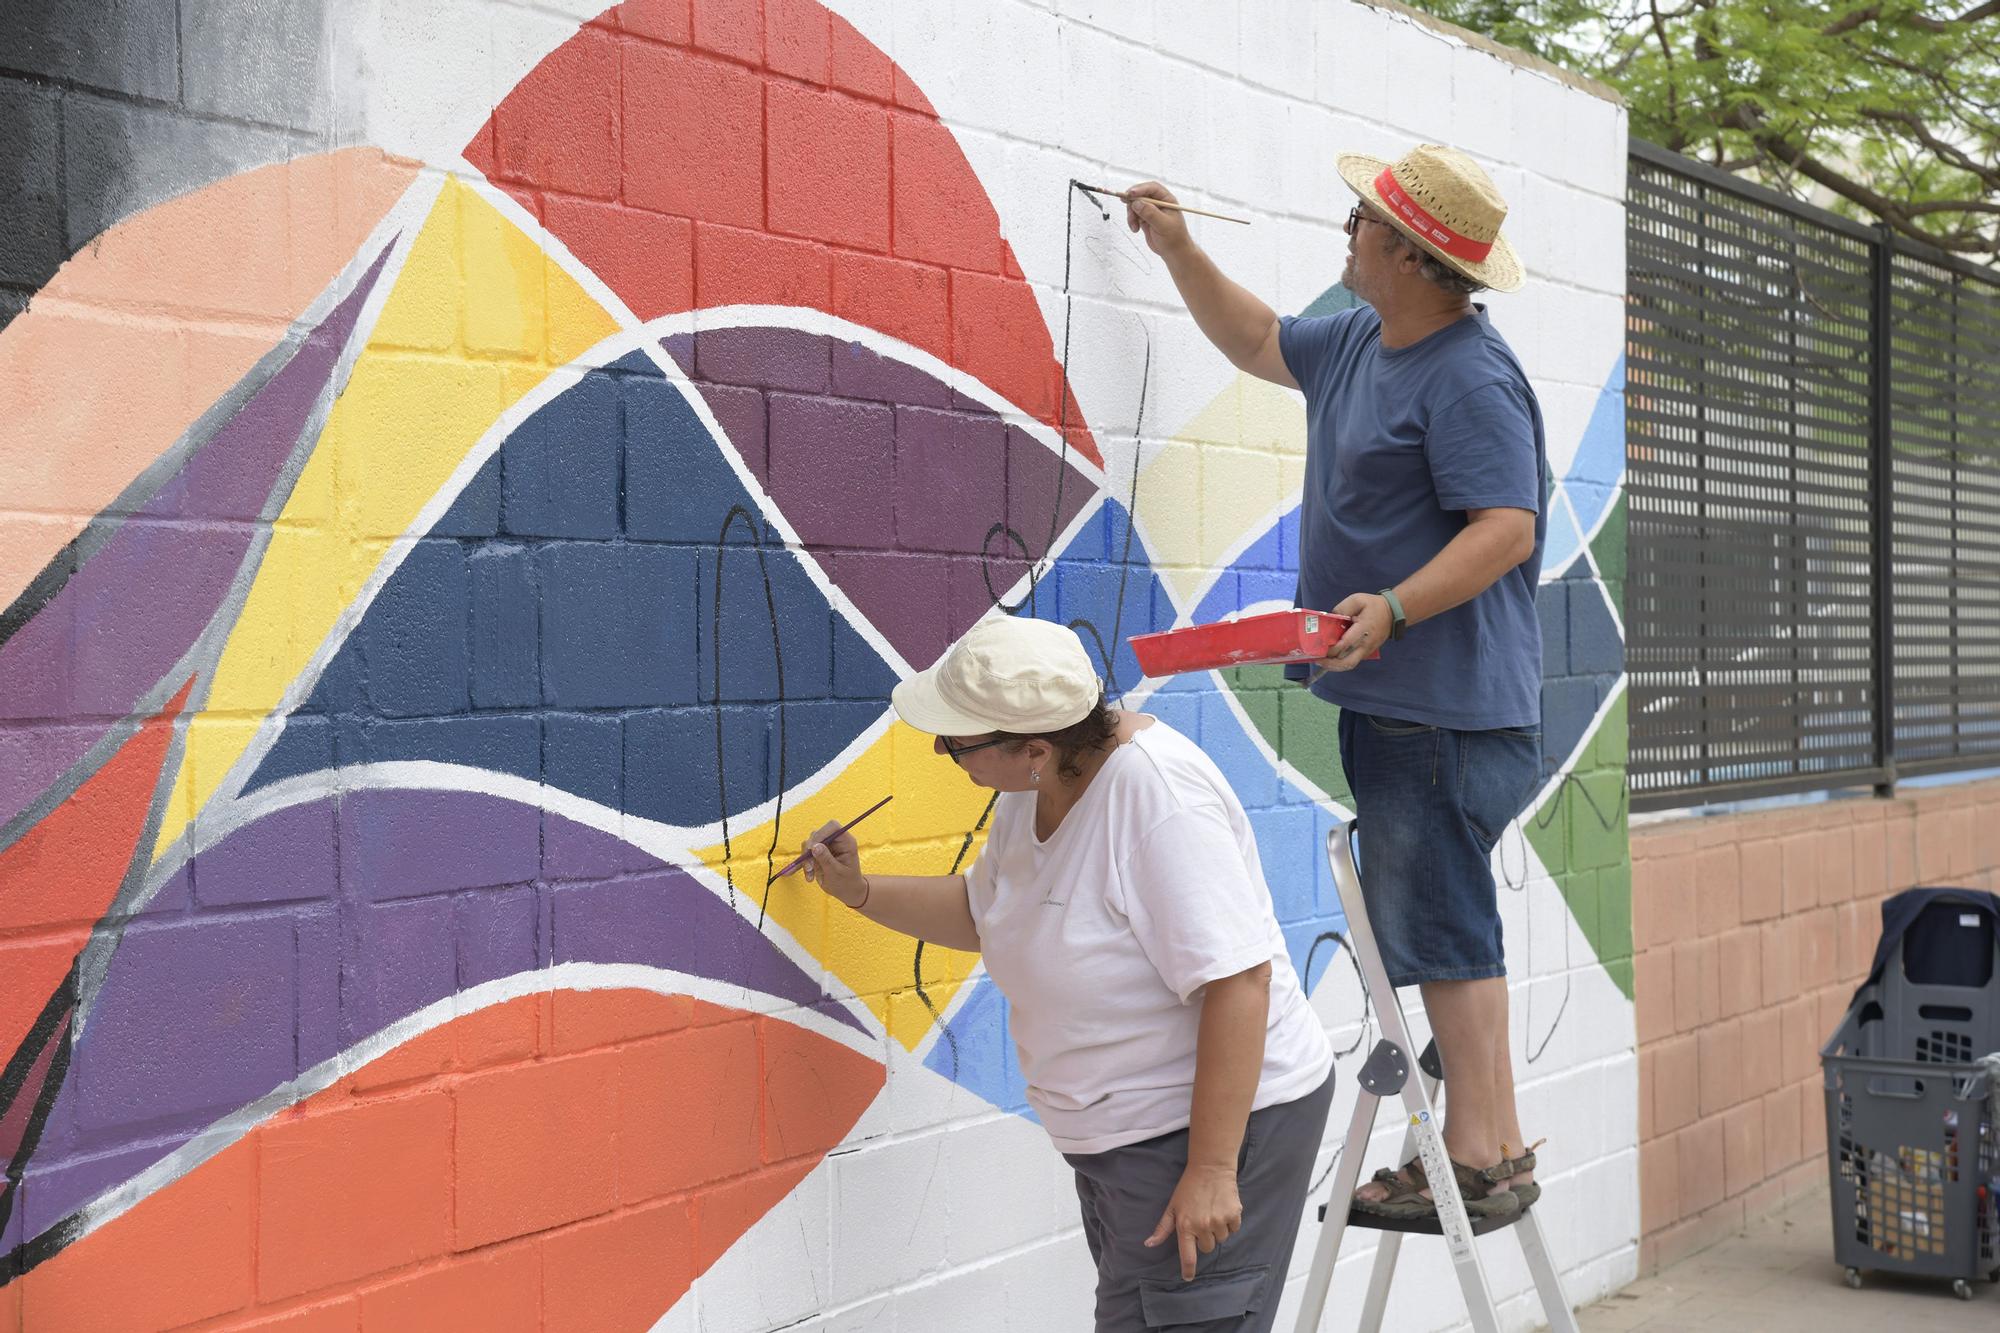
[1626,139,2000,811]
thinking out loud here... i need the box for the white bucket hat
[893,617,1101,737]
[1337,143,1525,293]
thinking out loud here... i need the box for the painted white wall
[335,4,1635,1328]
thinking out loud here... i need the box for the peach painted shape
[0,148,419,609]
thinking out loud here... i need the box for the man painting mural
[1127,144,1548,1223]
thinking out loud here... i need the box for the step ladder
[1294,822,1581,1333]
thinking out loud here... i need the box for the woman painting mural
[788,616,1334,1332]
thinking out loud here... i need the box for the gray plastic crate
[1820,893,2000,1298]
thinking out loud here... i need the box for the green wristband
[1378,587,1407,640]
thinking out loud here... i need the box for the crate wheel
[1843,1268,1862,1290]
[1951,1279,1972,1301]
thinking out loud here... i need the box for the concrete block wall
[1630,778,2000,1274]
[0,2,1630,1329]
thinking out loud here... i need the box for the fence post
[1870,224,1897,797]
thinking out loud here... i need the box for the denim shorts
[1336,709,1543,988]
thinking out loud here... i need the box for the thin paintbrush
[1072,181,1251,225]
[769,794,894,882]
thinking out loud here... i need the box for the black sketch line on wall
[911,790,1000,1083]
[706,504,791,927]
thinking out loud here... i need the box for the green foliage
[1402,0,2000,258]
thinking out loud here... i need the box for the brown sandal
[1352,1154,1523,1222]
[1496,1139,1546,1210]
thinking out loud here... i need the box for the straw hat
[1337,144,1524,293]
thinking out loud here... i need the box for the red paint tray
[1129,609,1374,677]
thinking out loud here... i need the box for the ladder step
[1320,1203,1527,1237]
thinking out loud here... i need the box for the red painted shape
[487,26,621,201]
[829,13,893,101]
[763,0,830,84]
[0,1008,68,1166]
[540,197,693,321]
[615,42,764,228]
[17,990,884,1330]
[767,81,890,251]
[0,679,193,1062]
[464,0,1101,466]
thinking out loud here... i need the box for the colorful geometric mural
[0,1,1630,1327]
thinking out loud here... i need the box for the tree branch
[1719,103,1997,250]
[1859,107,2000,191]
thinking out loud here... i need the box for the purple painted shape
[192,791,337,907]
[16,1135,162,1244]
[893,405,1006,554]
[66,913,299,1150]
[339,787,539,900]
[699,381,768,476]
[664,325,1095,667]
[458,883,541,987]
[545,810,654,881]
[0,248,392,829]
[832,339,950,408]
[766,392,895,546]
[296,906,340,1074]
[695,325,830,394]
[20,788,860,1241]
[1007,421,1094,565]
[346,896,455,1041]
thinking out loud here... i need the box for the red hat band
[1374,168,1496,264]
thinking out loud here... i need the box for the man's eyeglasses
[941,735,1012,762]
[1344,206,1391,236]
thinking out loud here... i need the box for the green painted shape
[1589,492,1626,616]
[1523,693,1634,996]
[1225,663,1632,993]
[1218,666,1352,810]
[1299,282,1360,319]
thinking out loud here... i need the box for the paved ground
[1577,1186,1999,1331]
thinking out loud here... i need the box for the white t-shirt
[963,721,1333,1155]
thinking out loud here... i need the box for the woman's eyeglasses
[941,735,1012,761]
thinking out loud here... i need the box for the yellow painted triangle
[1142,373,1308,607]
[698,722,993,1050]
[157,178,619,854]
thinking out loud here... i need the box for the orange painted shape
[17,1119,257,1331]
[256,1093,456,1303]
[208,1297,359,1331]
[0,149,418,609]
[15,990,884,1331]
[355,1240,540,1332]
[0,680,192,1062]
[691,1164,826,1275]
[453,1048,623,1250]
[549,985,696,1056]
[616,1021,764,1203]
[540,1198,695,1333]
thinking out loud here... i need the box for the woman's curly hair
[995,692,1119,781]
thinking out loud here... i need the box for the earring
[1030,769,1041,784]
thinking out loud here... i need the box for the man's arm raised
[1125,182,1298,391]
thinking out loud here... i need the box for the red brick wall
[1629,778,2000,1272]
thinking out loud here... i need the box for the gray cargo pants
[1063,1067,1336,1331]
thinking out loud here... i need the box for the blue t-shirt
[1278,304,1545,730]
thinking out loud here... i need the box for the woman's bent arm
[847,873,982,952]
[798,823,982,952]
